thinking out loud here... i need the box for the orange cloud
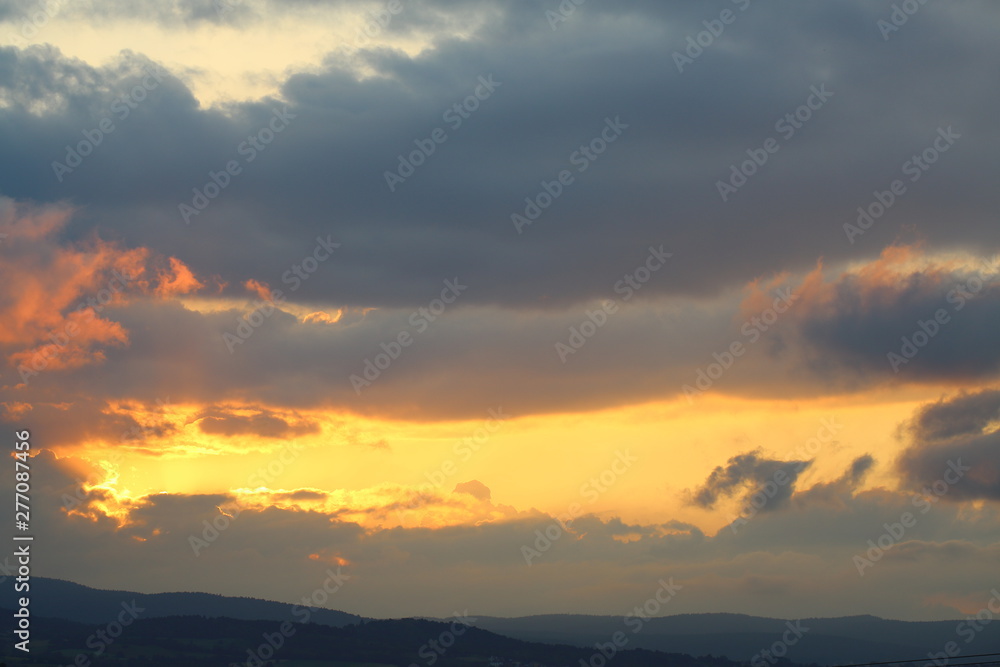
[303,310,342,324]
[0,199,69,241]
[155,257,204,297]
[739,270,794,318]
[0,199,206,378]
[787,244,956,316]
[243,278,273,302]
[1,401,33,419]
[9,308,130,373]
[734,243,999,331]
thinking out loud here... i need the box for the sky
[1,0,999,622]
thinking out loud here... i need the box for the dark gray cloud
[0,288,770,421]
[194,406,321,438]
[0,1,998,311]
[1,227,996,424]
[3,2,1000,421]
[845,454,875,484]
[766,255,1000,385]
[0,397,175,450]
[898,389,1000,501]
[793,455,874,509]
[908,388,1000,441]
[690,450,811,512]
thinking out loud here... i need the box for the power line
[831,652,1000,667]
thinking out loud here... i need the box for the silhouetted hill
[13,578,1000,666]
[0,611,758,667]
[470,612,1000,665]
[1,576,361,627]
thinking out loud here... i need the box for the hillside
[470,612,1000,665]
[1,576,361,627]
[0,612,753,667]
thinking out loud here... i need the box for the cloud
[769,247,1000,384]
[5,446,1000,620]
[4,221,1000,429]
[0,200,136,370]
[0,397,175,451]
[689,450,811,513]
[846,454,876,483]
[0,197,207,384]
[0,2,997,310]
[194,406,320,438]
[0,4,998,419]
[1,0,999,626]
[907,388,1000,441]
[453,479,490,502]
[897,389,1000,501]
[793,455,874,509]
[155,256,204,297]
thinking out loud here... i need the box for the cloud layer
[2,0,1000,623]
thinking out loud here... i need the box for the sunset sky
[1,0,1000,622]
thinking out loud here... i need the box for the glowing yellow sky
[66,386,943,535]
[3,3,489,107]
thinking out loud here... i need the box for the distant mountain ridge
[0,608,751,667]
[12,577,1000,666]
[2,576,362,627]
[468,612,1000,665]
